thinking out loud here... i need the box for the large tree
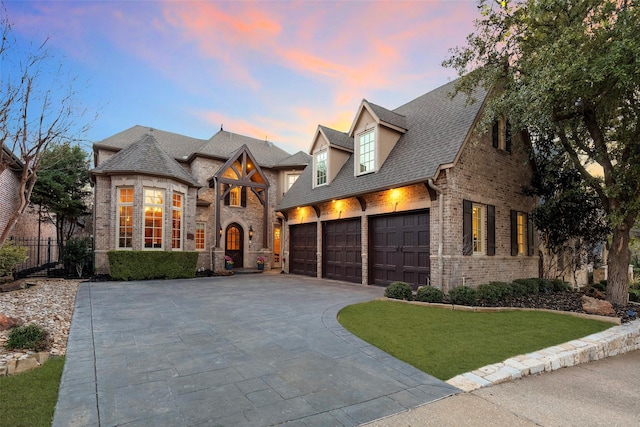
[0,6,91,247]
[444,0,640,305]
[31,142,91,254]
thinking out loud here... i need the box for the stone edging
[378,297,640,392]
[0,351,50,376]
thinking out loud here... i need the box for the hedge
[108,251,198,281]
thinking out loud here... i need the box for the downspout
[427,179,444,290]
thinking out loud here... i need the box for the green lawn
[338,301,613,380]
[0,356,65,427]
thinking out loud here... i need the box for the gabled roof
[197,130,292,168]
[1,143,24,171]
[278,79,488,211]
[91,133,201,187]
[347,99,407,137]
[318,125,353,151]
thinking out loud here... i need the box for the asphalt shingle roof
[365,101,407,131]
[94,125,207,159]
[198,130,293,168]
[276,151,311,168]
[91,133,201,187]
[319,125,353,151]
[278,79,488,210]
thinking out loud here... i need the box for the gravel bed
[0,279,80,367]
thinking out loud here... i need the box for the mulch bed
[475,291,639,323]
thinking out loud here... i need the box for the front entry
[225,224,244,268]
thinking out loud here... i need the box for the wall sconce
[249,225,254,241]
[219,226,223,237]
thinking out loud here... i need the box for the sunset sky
[4,0,481,155]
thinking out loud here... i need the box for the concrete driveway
[53,274,458,427]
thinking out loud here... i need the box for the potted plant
[224,255,234,270]
[256,256,265,270]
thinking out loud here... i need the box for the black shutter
[241,186,247,207]
[492,121,499,148]
[463,200,472,256]
[527,213,535,256]
[487,204,495,256]
[510,210,518,256]
[506,120,512,153]
[223,184,230,206]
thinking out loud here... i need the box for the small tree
[0,6,92,247]
[31,142,91,254]
[61,237,92,278]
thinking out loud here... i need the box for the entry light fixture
[249,225,254,241]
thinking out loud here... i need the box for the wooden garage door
[289,223,317,277]
[323,218,362,283]
[369,210,430,287]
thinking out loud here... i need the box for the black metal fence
[10,237,60,278]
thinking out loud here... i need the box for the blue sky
[4,0,480,155]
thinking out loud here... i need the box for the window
[492,117,512,152]
[229,186,241,207]
[171,192,183,250]
[472,204,483,254]
[517,212,525,255]
[463,200,495,256]
[358,130,375,174]
[195,222,206,251]
[226,226,240,250]
[286,173,300,192]
[511,210,534,256]
[144,188,164,249]
[315,150,327,186]
[117,188,134,249]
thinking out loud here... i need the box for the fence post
[47,237,52,276]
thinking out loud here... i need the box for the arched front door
[225,224,244,267]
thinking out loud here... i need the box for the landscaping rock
[581,295,616,316]
[0,313,23,331]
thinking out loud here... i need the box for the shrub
[0,241,28,277]
[5,324,49,351]
[385,282,413,301]
[108,251,198,281]
[62,237,92,278]
[592,280,607,292]
[513,278,540,295]
[630,290,640,303]
[448,286,477,306]
[510,281,529,298]
[415,286,444,303]
[552,279,571,292]
[477,282,513,304]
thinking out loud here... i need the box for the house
[276,80,539,292]
[90,126,309,274]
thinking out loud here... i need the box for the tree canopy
[31,142,91,252]
[444,0,640,304]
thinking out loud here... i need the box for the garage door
[289,223,317,277]
[323,218,362,283]
[369,210,430,287]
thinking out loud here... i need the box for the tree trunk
[607,220,632,306]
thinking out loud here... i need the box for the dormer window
[315,149,327,187]
[357,129,375,175]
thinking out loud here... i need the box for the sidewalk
[365,348,640,426]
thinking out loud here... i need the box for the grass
[0,356,65,427]
[338,301,613,380]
